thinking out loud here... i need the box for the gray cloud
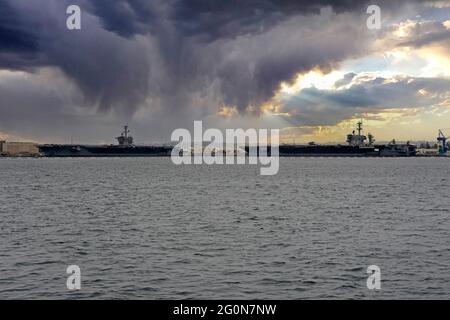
[278,74,450,126]
[1,0,153,115]
[334,72,357,88]
[396,20,450,48]
[400,29,450,47]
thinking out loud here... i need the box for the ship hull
[39,143,417,157]
[246,144,416,157]
[38,145,172,157]
[278,145,379,157]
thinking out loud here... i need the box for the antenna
[357,119,363,136]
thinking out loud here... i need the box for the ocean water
[0,157,449,299]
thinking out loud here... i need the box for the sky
[1,0,450,144]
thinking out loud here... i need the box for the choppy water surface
[0,157,449,299]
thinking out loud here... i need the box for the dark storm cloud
[90,0,427,41]
[92,0,371,38]
[81,0,387,114]
[0,1,37,53]
[95,0,428,37]
[0,0,443,142]
[0,0,407,113]
[0,0,152,113]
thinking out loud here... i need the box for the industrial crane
[437,129,448,156]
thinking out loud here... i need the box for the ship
[246,121,417,157]
[39,122,417,157]
[38,126,172,157]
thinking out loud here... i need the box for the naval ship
[39,122,416,157]
[38,126,172,157]
[246,121,417,157]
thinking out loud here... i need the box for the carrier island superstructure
[38,126,172,157]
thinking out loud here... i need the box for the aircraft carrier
[38,126,172,157]
[38,122,417,157]
[246,121,417,157]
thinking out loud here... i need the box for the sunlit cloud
[217,105,239,119]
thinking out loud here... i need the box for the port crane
[437,129,449,156]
